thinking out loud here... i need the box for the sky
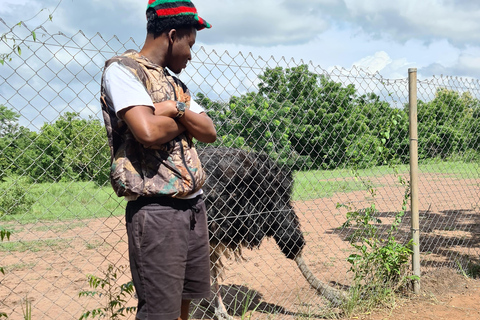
[2,0,480,81]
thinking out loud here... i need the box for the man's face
[168,27,197,74]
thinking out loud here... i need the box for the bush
[0,178,34,217]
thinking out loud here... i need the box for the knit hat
[146,0,212,30]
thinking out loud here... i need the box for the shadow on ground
[191,284,335,319]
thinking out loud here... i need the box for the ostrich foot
[295,254,349,306]
[214,304,233,320]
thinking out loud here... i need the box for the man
[100,1,216,319]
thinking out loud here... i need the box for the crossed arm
[119,100,216,148]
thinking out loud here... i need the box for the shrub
[0,178,34,217]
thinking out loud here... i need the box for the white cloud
[0,0,31,14]
[420,49,480,79]
[2,0,480,81]
[351,51,413,79]
[457,54,480,71]
[342,0,480,45]
[352,51,392,74]
[198,0,330,46]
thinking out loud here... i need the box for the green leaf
[78,291,98,297]
[17,46,21,56]
[32,31,37,41]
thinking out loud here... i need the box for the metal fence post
[408,68,421,294]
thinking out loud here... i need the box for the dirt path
[362,269,480,320]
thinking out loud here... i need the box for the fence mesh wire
[0,22,479,319]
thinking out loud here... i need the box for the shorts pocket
[139,205,175,251]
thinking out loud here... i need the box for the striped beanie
[146,0,212,30]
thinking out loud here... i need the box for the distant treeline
[1,65,479,185]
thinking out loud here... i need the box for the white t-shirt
[103,62,205,200]
[103,62,205,115]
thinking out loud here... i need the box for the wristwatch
[175,101,186,119]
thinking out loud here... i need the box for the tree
[20,112,109,184]
[63,115,110,185]
[259,65,360,169]
[0,104,20,138]
[418,89,480,160]
[205,65,411,170]
[0,105,37,181]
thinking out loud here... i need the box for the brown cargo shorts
[125,195,211,320]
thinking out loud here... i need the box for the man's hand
[119,104,186,147]
[177,110,216,143]
[153,100,217,143]
[153,100,178,118]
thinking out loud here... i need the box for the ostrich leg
[211,265,233,320]
[294,254,348,306]
[210,246,233,320]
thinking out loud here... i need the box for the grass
[0,238,72,252]
[419,159,480,179]
[1,180,125,224]
[0,160,477,223]
[293,160,479,201]
[293,164,410,201]
[4,262,37,272]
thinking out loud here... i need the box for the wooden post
[408,68,420,294]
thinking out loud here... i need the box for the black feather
[199,147,305,260]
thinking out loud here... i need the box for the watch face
[176,102,186,111]
[175,102,186,119]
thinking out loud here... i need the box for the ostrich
[198,146,347,319]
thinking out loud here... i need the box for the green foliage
[418,89,480,160]
[0,226,12,277]
[0,22,38,65]
[203,65,478,171]
[0,105,20,138]
[0,107,110,185]
[0,228,11,242]
[30,112,110,184]
[0,127,37,181]
[0,105,24,181]
[0,180,123,224]
[78,264,136,320]
[340,154,415,315]
[0,222,12,319]
[455,259,480,279]
[237,290,261,320]
[203,65,414,170]
[0,4,57,66]
[1,67,477,185]
[22,297,32,320]
[0,178,34,217]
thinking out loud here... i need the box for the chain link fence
[1,22,479,319]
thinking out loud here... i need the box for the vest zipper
[176,136,197,192]
[165,70,197,193]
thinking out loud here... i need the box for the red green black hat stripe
[146,0,211,29]
[155,7,197,18]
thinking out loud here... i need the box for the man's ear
[168,29,177,44]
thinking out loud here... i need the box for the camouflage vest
[100,50,206,198]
